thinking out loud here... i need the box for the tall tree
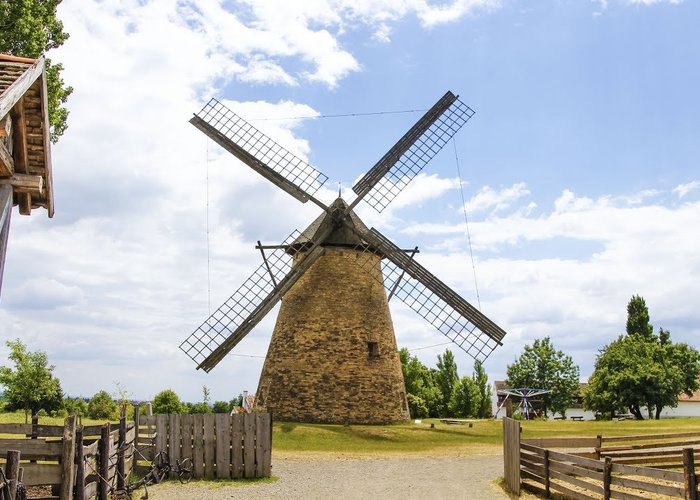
[473,360,492,418]
[449,375,479,417]
[584,296,700,419]
[0,0,72,141]
[0,339,63,422]
[435,349,459,417]
[399,348,440,418]
[506,337,580,417]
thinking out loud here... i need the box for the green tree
[506,337,580,418]
[62,397,88,416]
[399,348,441,418]
[152,389,183,414]
[212,400,231,413]
[449,376,479,417]
[0,339,63,422]
[473,361,492,418]
[0,0,72,141]
[435,349,459,417]
[584,296,700,420]
[88,390,117,420]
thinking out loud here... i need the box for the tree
[88,390,118,420]
[62,397,88,417]
[212,400,231,413]
[584,296,700,419]
[473,361,493,418]
[0,0,72,141]
[152,389,183,414]
[435,349,459,417]
[399,348,441,418]
[449,376,479,417]
[0,339,63,422]
[506,337,580,418]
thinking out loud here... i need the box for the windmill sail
[351,91,475,213]
[352,227,505,362]
[191,98,329,208]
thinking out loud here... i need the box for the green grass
[271,417,700,456]
[0,410,112,426]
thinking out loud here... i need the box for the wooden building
[0,53,54,298]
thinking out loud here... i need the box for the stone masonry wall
[256,247,410,424]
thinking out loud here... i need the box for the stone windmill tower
[180,91,507,424]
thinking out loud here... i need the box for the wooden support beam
[0,185,12,300]
[0,113,11,138]
[0,174,44,194]
[11,98,27,174]
[0,139,14,176]
[59,414,76,500]
[0,56,44,120]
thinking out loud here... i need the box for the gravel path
[147,453,517,500]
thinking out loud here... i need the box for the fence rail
[502,417,700,499]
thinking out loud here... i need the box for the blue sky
[1,0,699,403]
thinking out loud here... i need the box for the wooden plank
[168,414,180,479]
[192,414,204,479]
[256,413,271,477]
[0,423,32,434]
[549,480,599,500]
[155,414,167,456]
[231,414,243,479]
[522,437,599,448]
[59,415,76,500]
[0,139,13,176]
[548,449,605,470]
[98,425,110,500]
[140,415,156,426]
[549,469,605,495]
[0,174,43,194]
[603,438,700,453]
[611,462,684,482]
[215,414,231,479]
[80,425,107,437]
[203,414,215,479]
[82,440,99,456]
[503,417,521,495]
[610,475,684,497]
[521,450,545,464]
[601,431,700,444]
[521,468,544,485]
[0,113,11,137]
[549,459,604,480]
[609,489,652,500]
[28,425,64,438]
[520,442,545,455]
[0,439,62,457]
[19,463,61,486]
[75,427,85,500]
[180,414,193,463]
[0,184,10,296]
[521,457,546,476]
[243,413,255,478]
[0,57,45,120]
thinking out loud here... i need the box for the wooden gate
[503,417,521,495]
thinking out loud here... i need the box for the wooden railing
[502,417,700,499]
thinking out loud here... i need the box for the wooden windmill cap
[290,197,375,252]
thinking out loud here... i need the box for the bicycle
[112,450,192,499]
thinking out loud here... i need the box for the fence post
[75,425,85,500]
[134,403,141,450]
[98,424,111,500]
[502,417,521,495]
[59,414,77,500]
[117,410,126,489]
[596,435,602,460]
[684,448,697,500]
[543,449,550,498]
[603,456,613,500]
[6,450,20,500]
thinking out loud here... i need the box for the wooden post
[502,417,520,495]
[98,424,111,500]
[117,413,126,489]
[543,449,550,498]
[684,448,697,500]
[145,402,153,416]
[59,414,77,500]
[596,435,602,460]
[75,425,85,500]
[134,403,141,449]
[5,450,20,500]
[603,456,613,500]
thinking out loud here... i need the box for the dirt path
[147,453,524,500]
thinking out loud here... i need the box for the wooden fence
[503,417,700,499]
[0,414,135,500]
[136,412,272,479]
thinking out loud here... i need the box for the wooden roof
[0,54,54,217]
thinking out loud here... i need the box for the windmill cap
[289,197,377,252]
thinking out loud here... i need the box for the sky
[1,0,699,404]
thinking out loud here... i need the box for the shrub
[88,391,118,420]
[152,389,183,414]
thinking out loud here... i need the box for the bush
[189,402,212,414]
[152,389,183,414]
[63,397,89,416]
[407,393,429,419]
[88,391,118,420]
[212,400,231,413]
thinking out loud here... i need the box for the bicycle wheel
[153,451,170,483]
[177,458,193,484]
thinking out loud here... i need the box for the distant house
[493,380,700,419]
[0,54,55,299]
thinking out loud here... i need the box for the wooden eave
[0,54,54,217]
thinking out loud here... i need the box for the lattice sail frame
[352,92,475,213]
[350,228,505,362]
[191,98,328,204]
[180,231,303,367]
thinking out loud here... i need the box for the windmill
[180,91,507,424]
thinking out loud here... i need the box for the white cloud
[464,182,530,214]
[673,180,700,199]
[625,0,682,4]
